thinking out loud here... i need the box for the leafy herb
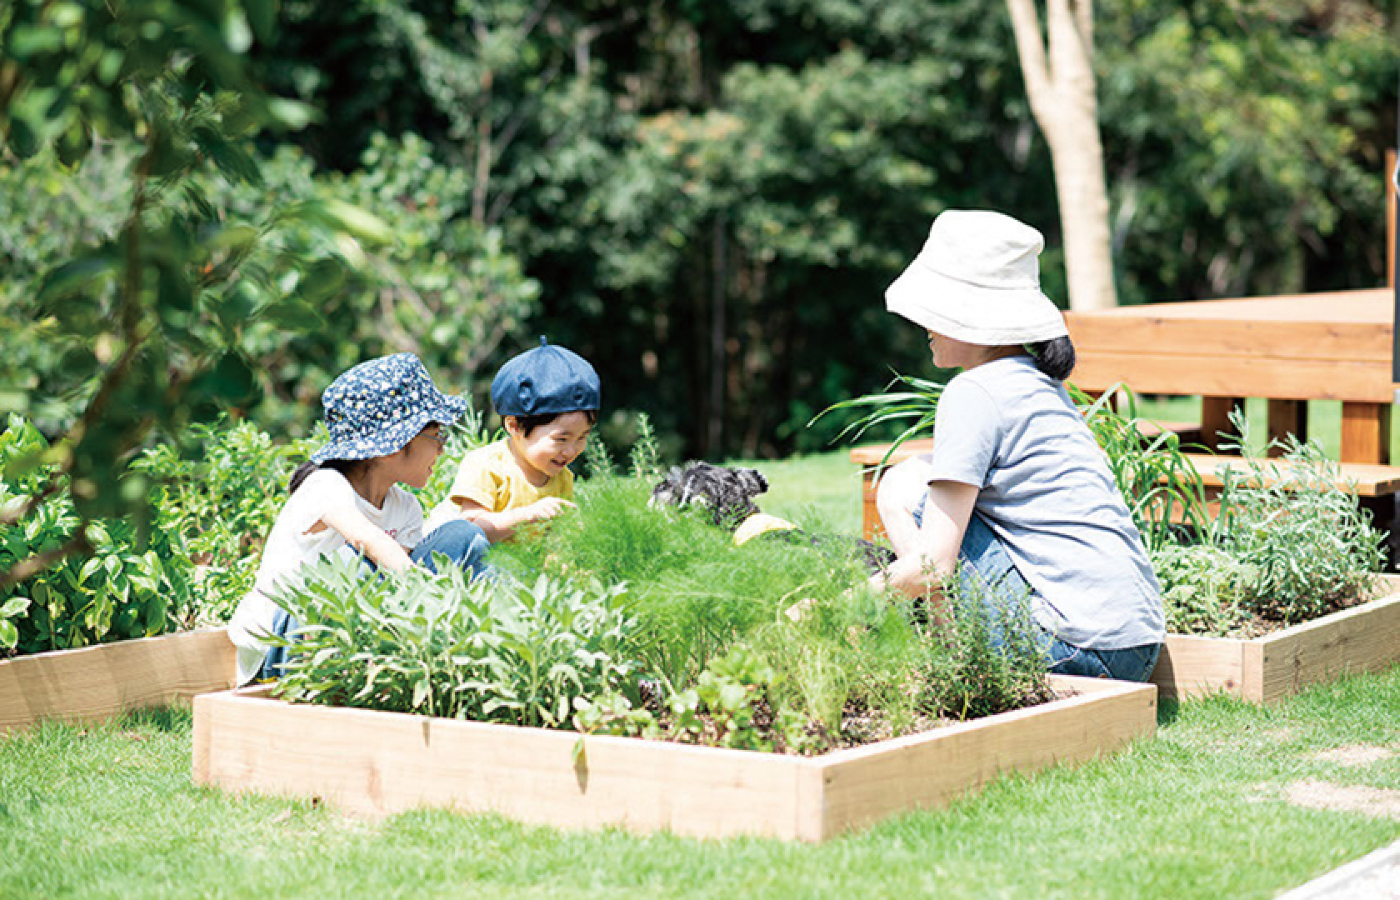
[269,557,639,728]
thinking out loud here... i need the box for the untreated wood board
[1153,575,1400,704]
[1173,454,1400,498]
[1067,294,1392,364]
[1254,587,1400,704]
[816,679,1155,838]
[0,628,236,735]
[1341,402,1392,466]
[1150,635,1246,701]
[194,675,1156,842]
[1068,353,1395,402]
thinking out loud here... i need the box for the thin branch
[0,531,93,591]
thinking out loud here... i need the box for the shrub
[492,473,877,693]
[1150,543,1254,636]
[269,557,639,727]
[1209,436,1385,625]
[135,418,315,625]
[0,416,182,654]
[1146,415,1385,633]
[510,469,1050,753]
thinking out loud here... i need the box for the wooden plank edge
[1152,634,1247,701]
[193,676,1154,843]
[1254,587,1400,704]
[194,687,817,841]
[0,628,236,735]
[815,676,1156,837]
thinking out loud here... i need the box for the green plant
[0,0,391,590]
[495,474,875,694]
[0,595,29,650]
[813,371,945,466]
[270,557,640,728]
[627,413,662,481]
[134,418,315,625]
[1070,384,1213,552]
[1147,411,1386,633]
[0,415,182,655]
[924,571,1055,721]
[1209,425,1385,625]
[1151,543,1254,636]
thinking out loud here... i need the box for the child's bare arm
[319,504,415,573]
[452,496,574,542]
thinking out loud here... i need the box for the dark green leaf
[7,117,40,159]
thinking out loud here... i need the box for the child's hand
[526,497,576,522]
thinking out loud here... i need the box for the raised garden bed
[1151,574,1400,703]
[0,628,236,735]
[192,673,1154,842]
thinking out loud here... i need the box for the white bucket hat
[885,210,1068,345]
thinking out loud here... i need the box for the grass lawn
[726,451,866,537]
[1,671,1396,899]
[2,451,1396,899]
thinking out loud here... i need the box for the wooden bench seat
[1166,453,1400,566]
[1176,453,1400,499]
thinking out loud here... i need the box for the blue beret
[491,338,600,417]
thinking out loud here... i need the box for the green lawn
[726,451,866,537]
[2,451,1396,899]
[1,671,1396,899]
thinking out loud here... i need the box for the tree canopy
[3,0,1397,471]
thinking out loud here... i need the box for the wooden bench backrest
[1066,288,1394,403]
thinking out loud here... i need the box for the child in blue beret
[425,338,599,542]
[228,353,491,685]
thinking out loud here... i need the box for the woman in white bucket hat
[874,210,1164,682]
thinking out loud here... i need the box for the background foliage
[3,0,1396,470]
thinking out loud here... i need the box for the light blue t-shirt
[926,355,1165,649]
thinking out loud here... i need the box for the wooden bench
[1067,152,1398,465]
[1173,453,1400,547]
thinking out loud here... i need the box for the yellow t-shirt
[425,439,573,532]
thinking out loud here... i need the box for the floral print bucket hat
[311,353,469,464]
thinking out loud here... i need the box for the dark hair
[1023,336,1076,381]
[508,408,599,437]
[288,458,367,495]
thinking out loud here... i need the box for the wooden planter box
[1151,575,1400,703]
[192,674,1155,842]
[0,628,236,735]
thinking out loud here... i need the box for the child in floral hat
[228,353,490,685]
[425,338,599,542]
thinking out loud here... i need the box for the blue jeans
[258,519,491,681]
[917,501,1161,683]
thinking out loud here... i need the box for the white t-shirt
[227,468,424,684]
[926,355,1165,649]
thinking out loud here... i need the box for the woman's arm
[875,478,979,607]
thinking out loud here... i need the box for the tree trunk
[1005,0,1117,311]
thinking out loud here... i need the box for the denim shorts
[917,499,1162,683]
